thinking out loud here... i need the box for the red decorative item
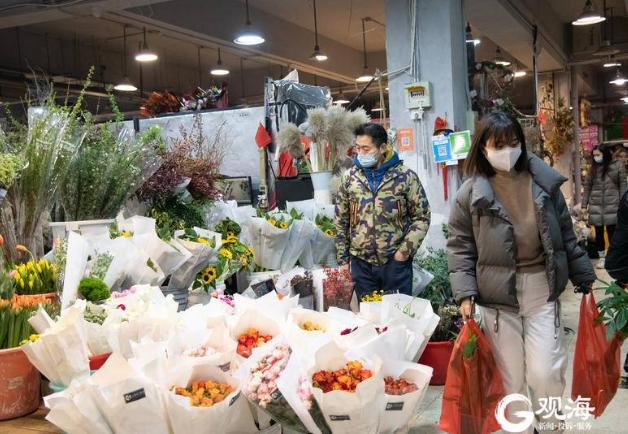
[438,319,504,434]
[418,340,455,385]
[89,352,112,371]
[255,123,272,149]
[571,293,622,418]
[322,267,354,311]
[434,116,448,133]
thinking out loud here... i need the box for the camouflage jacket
[335,160,430,265]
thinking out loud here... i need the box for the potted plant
[415,247,462,385]
[0,241,55,420]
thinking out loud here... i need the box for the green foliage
[147,195,208,240]
[415,248,453,311]
[315,214,336,236]
[596,280,628,340]
[0,153,24,189]
[462,329,478,359]
[289,208,304,220]
[89,253,113,280]
[433,304,462,342]
[61,103,164,220]
[215,217,241,238]
[78,276,110,302]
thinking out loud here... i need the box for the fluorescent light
[114,76,137,92]
[603,55,621,68]
[210,48,230,76]
[514,70,527,78]
[572,0,606,26]
[466,38,481,46]
[356,74,374,83]
[495,47,511,66]
[621,96,628,103]
[234,0,264,46]
[210,68,230,76]
[135,51,158,62]
[371,106,386,112]
[334,98,350,105]
[234,31,265,46]
[610,69,628,86]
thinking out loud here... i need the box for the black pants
[350,256,413,299]
[595,225,616,252]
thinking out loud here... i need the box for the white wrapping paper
[247,217,290,270]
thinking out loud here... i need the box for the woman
[582,145,627,266]
[447,112,595,433]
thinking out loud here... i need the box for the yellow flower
[29,334,39,342]
[226,231,236,238]
[203,266,217,279]
[268,219,277,226]
[221,236,235,244]
[279,222,288,229]
[219,248,233,260]
[121,230,132,238]
[324,229,335,237]
[196,237,210,246]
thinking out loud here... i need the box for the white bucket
[310,171,333,205]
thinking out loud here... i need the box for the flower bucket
[418,340,455,385]
[89,352,112,371]
[160,286,188,311]
[0,347,41,420]
[49,219,115,243]
[310,171,333,205]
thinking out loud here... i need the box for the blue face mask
[358,152,378,168]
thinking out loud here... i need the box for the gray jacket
[447,155,596,312]
[583,160,627,226]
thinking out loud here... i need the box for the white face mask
[593,155,603,164]
[486,145,522,172]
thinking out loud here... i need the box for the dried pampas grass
[305,107,328,143]
[326,105,353,158]
[277,122,304,159]
[345,107,369,133]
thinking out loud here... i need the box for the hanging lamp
[234,0,265,46]
[609,67,628,85]
[210,48,230,76]
[356,18,374,82]
[465,23,480,46]
[310,0,327,61]
[114,25,137,92]
[135,27,158,62]
[494,47,511,66]
[603,55,621,68]
[572,0,606,26]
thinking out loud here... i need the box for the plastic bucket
[418,340,455,385]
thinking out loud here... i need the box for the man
[335,122,430,298]
[605,190,628,380]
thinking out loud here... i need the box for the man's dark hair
[354,122,388,148]
[463,111,529,177]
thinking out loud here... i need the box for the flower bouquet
[0,293,53,349]
[247,212,291,271]
[229,308,281,361]
[237,337,331,434]
[305,340,384,434]
[284,308,341,358]
[378,361,433,434]
[169,227,220,291]
[280,210,317,272]
[322,267,354,311]
[163,362,256,434]
[292,271,315,310]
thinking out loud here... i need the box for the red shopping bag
[571,293,622,417]
[439,319,504,434]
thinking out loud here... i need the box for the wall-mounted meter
[404,81,432,109]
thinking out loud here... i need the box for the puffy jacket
[447,154,596,312]
[582,160,627,226]
[606,190,628,284]
[335,154,430,265]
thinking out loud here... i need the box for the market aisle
[410,262,628,434]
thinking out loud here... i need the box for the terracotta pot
[0,347,41,420]
[89,352,112,371]
[418,340,455,385]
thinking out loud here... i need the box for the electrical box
[404,82,432,109]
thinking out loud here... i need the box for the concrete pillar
[385,0,468,250]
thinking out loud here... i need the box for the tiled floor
[1,260,626,434]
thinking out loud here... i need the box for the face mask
[485,145,522,172]
[357,152,379,168]
[593,156,603,163]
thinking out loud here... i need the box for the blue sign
[432,134,452,163]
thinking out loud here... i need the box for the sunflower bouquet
[315,214,336,237]
[179,228,216,248]
[215,218,241,239]
[193,232,254,291]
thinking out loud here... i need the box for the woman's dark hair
[592,145,612,176]
[463,111,529,177]
[354,122,388,148]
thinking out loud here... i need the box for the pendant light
[621,96,628,103]
[114,25,137,92]
[609,67,628,85]
[356,18,374,82]
[334,90,350,105]
[210,48,230,76]
[572,0,606,26]
[603,55,621,68]
[135,27,158,62]
[310,0,327,61]
[494,47,511,66]
[234,0,265,46]
[465,23,480,46]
